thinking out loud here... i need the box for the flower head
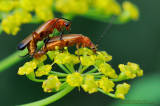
[56,0,88,14]
[118,62,143,79]
[99,63,118,78]
[80,55,95,66]
[82,75,98,94]
[66,72,83,87]
[115,83,130,99]
[18,55,47,75]
[0,0,15,12]
[36,65,52,77]
[122,1,139,20]
[54,52,79,65]
[42,75,61,92]
[1,15,20,35]
[18,61,37,75]
[99,77,115,93]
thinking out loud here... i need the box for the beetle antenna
[60,17,72,23]
[96,16,115,47]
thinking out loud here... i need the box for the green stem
[110,78,129,82]
[83,72,102,76]
[78,64,83,72]
[19,85,75,106]
[50,71,68,77]
[31,79,45,82]
[59,82,68,90]
[58,64,70,74]
[59,78,66,81]
[84,68,98,74]
[80,65,89,73]
[64,64,75,73]
[97,88,116,98]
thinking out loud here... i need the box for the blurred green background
[0,0,160,106]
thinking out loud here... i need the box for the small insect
[17,18,72,57]
[33,34,97,59]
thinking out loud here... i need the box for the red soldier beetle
[17,18,72,57]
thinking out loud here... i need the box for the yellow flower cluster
[18,47,143,100]
[75,48,112,66]
[56,0,89,14]
[55,0,139,23]
[93,0,121,15]
[66,72,83,87]
[82,75,99,94]
[18,55,47,75]
[99,77,115,93]
[0,0,54,35]
[42,75,61,92]
[1,10,32,35]
[99,63,118,78]
[36,65,52,77]
[115,83,130,99]
[18,61,37,75]
[119,1,139,22]
[118,62,143,79]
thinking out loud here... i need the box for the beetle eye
[92,47,95,49]
[65,23,69,27]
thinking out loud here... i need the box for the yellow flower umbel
[18,47,143,105]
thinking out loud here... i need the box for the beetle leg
[76,43,81,63]
[31,48,37,57]
[31,32,37,56]
[44,37,50,49]
[59,29,64,40]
